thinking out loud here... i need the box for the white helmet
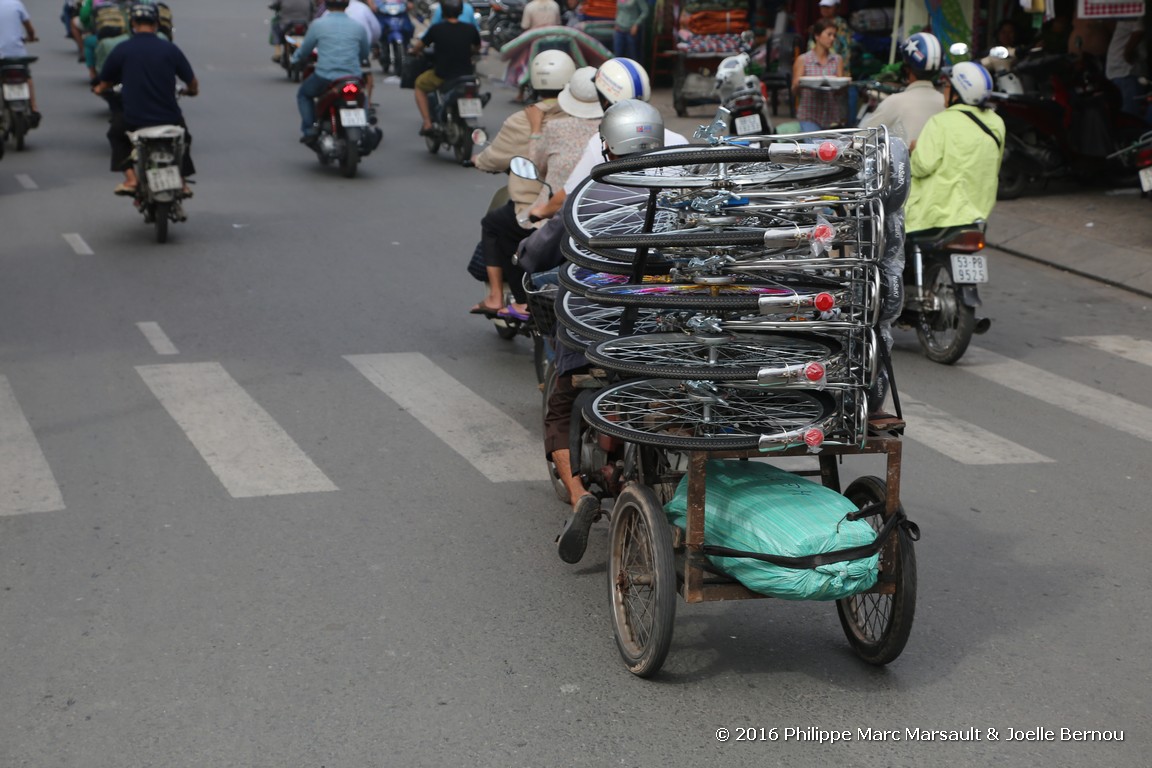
[594,58,651,104]
[948,61,994,106]
[600,99,663,156]
[530,50,576,92]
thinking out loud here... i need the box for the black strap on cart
[700,504,919,570]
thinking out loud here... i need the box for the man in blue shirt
[93,3,197,196]
[291,0,370,141]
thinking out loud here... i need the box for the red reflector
[812,223,833,241]
[342,83,359,94]
[813,292,835,312]
[943,230,985,253]
[804,428,825,448]
[804,362,825,381]
[817,141,839,162]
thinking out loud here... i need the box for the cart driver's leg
[545,371,599,564]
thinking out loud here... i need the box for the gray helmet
[129,3,160,24]
[599,99,663,156]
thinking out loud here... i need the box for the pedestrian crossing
[1,337,1150,515]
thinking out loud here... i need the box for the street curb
[988,241,1152,300]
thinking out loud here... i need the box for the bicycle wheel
[561,236,679,276]
[563,180,686,252]
[586,379,837,451]
[591,145,860,189]
[554,290,670,343]
[836,476,916,665]
[608,482,677,677]
[585,331,844,383]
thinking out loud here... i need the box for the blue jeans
[613,29,640,60]
[296,74,332,134]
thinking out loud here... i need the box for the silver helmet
[599,99,663,157]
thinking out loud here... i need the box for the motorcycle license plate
[951,253,988,284]
[733,113,762,135]
[146,166,183,192]
[1139,166,1152,193]
[2,83,29,101]
[458,98,483,119]
[340,108,367,127]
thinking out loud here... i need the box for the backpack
[94,3,128,38]
[156,3,174,40]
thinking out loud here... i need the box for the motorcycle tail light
[1136,148,1152,166]
[943,230,986,252]
[813,292,835,312]
[1,71,25,83]
[342,82,360,95]
[732,96,757,110]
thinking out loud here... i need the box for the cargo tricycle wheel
[608,483,676,677]
[836,476,916,665]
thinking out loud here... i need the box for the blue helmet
[902,32,942,76]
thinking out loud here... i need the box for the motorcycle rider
[269,0,316,62]
[410,0,481,136]
[858,32,945,146]
[290,0,370,143]
[327,0,378,99]
[92,3,196,196]
[469,49,576,315]
[541,99,667,564]
[905,60,1004,235]
[0,0,40,125]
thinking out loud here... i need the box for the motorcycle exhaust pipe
[974,317,992,334]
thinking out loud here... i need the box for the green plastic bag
[664,460,878,600]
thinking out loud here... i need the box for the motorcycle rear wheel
[913,261,976,364]
[12,111,26,151]
[154,202,170,243]
[341,128,360,178]
[997,155,1030,200]
[425,133,440,154]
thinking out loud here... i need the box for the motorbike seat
[906,224,982,250]
[0,56,37,66]
[127,125,185,142]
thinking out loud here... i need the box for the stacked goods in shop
[557,126,898,453]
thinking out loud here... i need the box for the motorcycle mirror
[949,42,970,60]
[989,46,1010,60]
[471,128,488,147]
[509,155,540,180]
[740,29,755,45]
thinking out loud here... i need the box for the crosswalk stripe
[62,233,93,255]
[0,376,66,515]
[137,321,179,355]
[346,353,545,483]
[1066,335,1152,368]
[900,395,1054,465]
[15,174,37,190]
[964,346,1152,443]
[136,362,338,498]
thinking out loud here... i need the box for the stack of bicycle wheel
[556,127,896,453]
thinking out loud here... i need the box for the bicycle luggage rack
[558,127,917,677]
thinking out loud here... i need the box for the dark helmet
[130,3,160,25]
[440,0,463,18]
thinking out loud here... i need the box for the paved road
[1,4,1150,766]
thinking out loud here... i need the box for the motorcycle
[0,56,38,152]
[126,124,191,244]
[303,74,382,177]
[374,0,411,76]
[897,224,992,364]
[710,50,772,138]
[486,0,523,50]
[423,72,489,165]
[279,19,309,81]
[990,49,1147,199]
[1108,129,1152,200]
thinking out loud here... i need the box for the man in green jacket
[906,60,1005,234]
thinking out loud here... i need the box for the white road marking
[346,353,545,483]
[136,321,179,355]
[0,376,66,515]
[62,233,93,255]
[900,395,1054,465]
[1066,335,1152,369]
[136,362,338,498]
[964,346,1152,443]
[15,174,37,190]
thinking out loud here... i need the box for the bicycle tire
[561,236,678,276]
[554,290,670,343]
[585,332,845,383]
[585,380,838,451]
